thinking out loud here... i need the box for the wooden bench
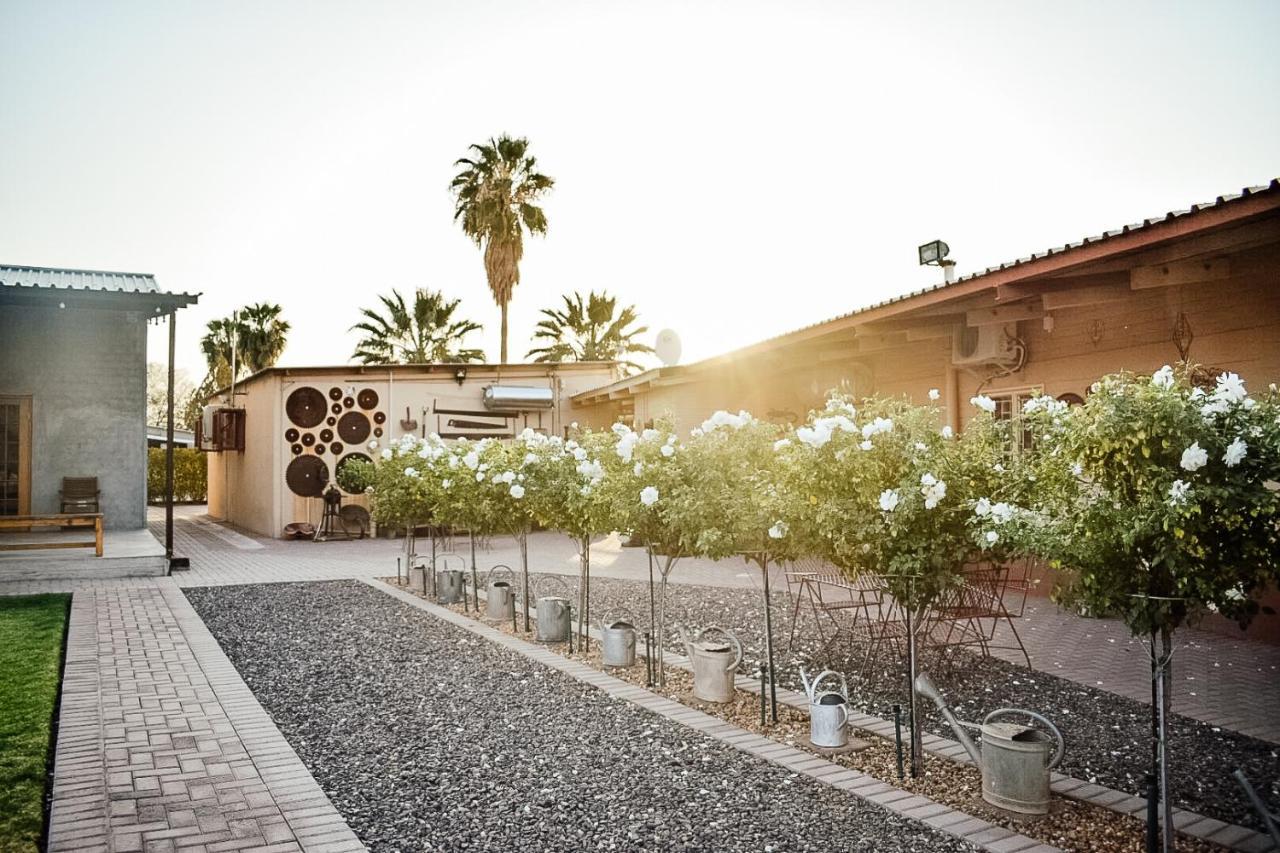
[0,514,104,557]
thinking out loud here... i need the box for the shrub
[147,448,208,502]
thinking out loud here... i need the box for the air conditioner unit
[952,324,1018,367]
[483,385,555,411]
[197,405,218,451]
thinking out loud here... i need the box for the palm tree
[237,303,290,374]
[199,304,290,386]
[527,291,655,374]
[350,288,484,364]
[450,135,554,363]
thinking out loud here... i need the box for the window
[987,388,1040,453]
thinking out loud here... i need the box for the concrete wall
[0,303,148,529]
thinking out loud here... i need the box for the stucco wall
[0,303,148,529]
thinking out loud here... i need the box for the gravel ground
[185,580,976,853]
[520,572,1280,833]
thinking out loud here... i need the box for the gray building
[0,265,198,531]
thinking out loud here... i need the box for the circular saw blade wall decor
[300,432,316,447]
[373,411,386,424]
[335,452,372,494]
[319,428,334,443]
[337,411,371,444]
[328,387,343,401]
[285,387,326,428]
[357,389,379,410]
[286,455,329,497]
[285,428,300,442]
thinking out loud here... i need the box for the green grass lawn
[0,594,70,853]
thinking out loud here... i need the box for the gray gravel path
[185,580,974,853]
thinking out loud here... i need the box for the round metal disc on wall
[290,443,304,455]
[326,416,336,427]
[300,432,316,447]
[285,387,326,428]
[319,428,334,443]
[331,403,342,415]
[336,453,372,493]
[285,428,300,442]
[372,411,387,424]
[314,444,326,455]
[337,412,371,444]
[343,396,355,409]
[357,389,379,410]
[373,427,383,438]
[286,455,329,497]
[328,387,343,401]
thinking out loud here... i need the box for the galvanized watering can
[678,626,742,703]
[800,668,850,749]
[408,563,428,594]
[485,565,516,622]
[534,575,572,643]
[435,555,465,605]
[598,609,637,668]
[915,672,1064,815]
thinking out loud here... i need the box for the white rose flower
[974,497,992,517]
[661,444,675,457]
[985,531,999,545]
[367,440,379,451]
[502,471,516,484]
[940,425,954,439]
[634,462,644,477]
[1151,365,1176,389]
[381,449,393,460]
[509,484,525,499]
[859,440,873,451]
[462,451,479,470]
[404,467,418,478]
[990,502,1015,524]
[640,486,659,506]
[1214,372,1247,404]
[641,429,660,442]
[773,439,791,452]
[573,447,589,462]
[475,472,484,482]
[441,479,451,489]
[914,441,927,452]
[970,395,997,414]
[1071,462,1083,477]
[928,388,940,401]
[1168,479,1190,505]
[767,521,788,539]
[1223,437,1247,468]
[878,489,899,512]
[1180,442,1208,472]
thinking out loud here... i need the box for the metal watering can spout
[800,667,815,702]
[914,672,982,765]
[676,624,694,659]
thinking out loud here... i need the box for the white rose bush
[1005,364,1280,840]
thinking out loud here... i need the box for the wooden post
[95,515,104,557]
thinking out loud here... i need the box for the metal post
[1156,637,1172,853]
[647,547,656,650]
[1145,773,1159,853]
[396,557,402,585]
[644,633,653,687]
[906,598,922,776]
[759,667,766,728]
[893,704,906,780]
[520,530,531,633]
[760,553,778,722]
[164,311,176,563]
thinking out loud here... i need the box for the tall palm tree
[527,291,655,374]
[450,135,554,363]
[350,288,484,364]
[236,303,290,374]
[199,305,290,386]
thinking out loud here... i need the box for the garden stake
[759,667,766,728]
[519,530,531,633]
[1145,773,1159,853]
[643,633,653,687]
[396,557,402,585]
[760,553,778,722]
[461,573,469,612]
[511,594,518,634]
[647,547,656,656]
[893,704,905,780]
[567,603,574,655]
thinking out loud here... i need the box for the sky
[2,0,1278,381]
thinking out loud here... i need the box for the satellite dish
[655,329,682,366]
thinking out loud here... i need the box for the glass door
[0,397,31,516]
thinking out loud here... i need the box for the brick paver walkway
[44,584,363,853]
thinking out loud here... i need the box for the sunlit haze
[2,0,1277,379]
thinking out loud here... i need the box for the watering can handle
[534,574,572,600]
[836,703,849,731]
[486,564,515,586]
[599,607,636,632]
[697,626,743,673]
[985,708,1065,770]
[809,669,849,701]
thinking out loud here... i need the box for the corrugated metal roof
[0,263,161,293]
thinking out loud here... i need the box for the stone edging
[476,580,1278,853]
[367,577,1062,853]
[161,585,368,853]
[47,592,111,852]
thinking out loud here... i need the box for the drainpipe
[945,366,960,432]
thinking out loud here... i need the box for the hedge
[147,448,208,503]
